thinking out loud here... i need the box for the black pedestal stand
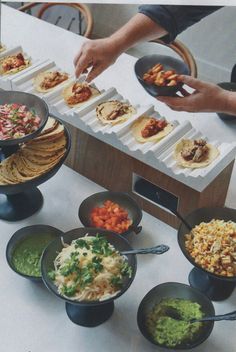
[65,301,115,327]
[0,188,43,221]
[189,267,236,301]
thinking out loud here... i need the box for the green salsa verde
[12,233,57,277]
[146,298,204,348]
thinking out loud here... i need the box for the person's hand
[156,75,229,113]
[73,38,120,82]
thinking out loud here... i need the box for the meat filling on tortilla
[141,118,167,138]
[97,101,133,121]
[181,139,209,163]
[65,82,92,105]
[1,53,26,73]
[40,72,69,90]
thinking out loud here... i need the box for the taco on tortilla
[174,139,220,168]
[96,100,136,125]
[0,52,31,75]
[131,115,173,143]
[62,82,100,108]
[34,71,69,93]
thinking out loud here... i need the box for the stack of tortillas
[0,117,67,185]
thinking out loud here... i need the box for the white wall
[89,4,236,83]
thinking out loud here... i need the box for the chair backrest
[18,2,93,38]
[151,38,198,78]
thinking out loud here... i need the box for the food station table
[1,5,236,352]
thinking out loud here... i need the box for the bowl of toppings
[41,227,137,326]
[134,55,190,97]
[6,224,63,282]
[137,282,215,350]
[0,90,49,146]
[178,207,236,301]
[78,191,142,236]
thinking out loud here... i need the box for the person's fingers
[73,50,83,67]
[178,75,205,90]
[86,63,106,83]
[75,53,93,78]
[178,86,190,97]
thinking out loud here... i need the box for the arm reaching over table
[73,5,221,82]
[157,75,236,116]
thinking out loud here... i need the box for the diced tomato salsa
[0,103,41,140]
[90,200,132,234]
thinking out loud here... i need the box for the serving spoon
[121,244,169,255]
[166,307,236,323]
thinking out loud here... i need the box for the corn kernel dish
[185,219,236,277]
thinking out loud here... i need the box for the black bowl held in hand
[137,282,215,350]
[6,224,63,282]
[78,191,143,237]
[134,54,190,97]
[41,227,137,327]
[178,207,236,301]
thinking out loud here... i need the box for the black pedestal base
[189,267,236,301]
[65,301,114,327]
[0,188,43,221]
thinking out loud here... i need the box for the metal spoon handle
[191,310,236,323]
[121,244,169,255]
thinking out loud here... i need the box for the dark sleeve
[138,5,222,43]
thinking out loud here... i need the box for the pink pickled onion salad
[0,103,41,140]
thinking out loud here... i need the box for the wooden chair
[151,38,198,77]
[18,2,93,38]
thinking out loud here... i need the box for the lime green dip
[146,298,204,348]
[12,233,56,277]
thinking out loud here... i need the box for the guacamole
[12,233,56,277]
[146,298,204,348]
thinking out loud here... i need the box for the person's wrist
[215,88,230,113]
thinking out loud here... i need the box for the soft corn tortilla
[33,71,69,93]
[39,117,59,136]
[0,54,31,75]
[174,139,220,169]
[62,82,100,108]
[96,100,136,125]
[33,123,64,142]
[131,116,174,143]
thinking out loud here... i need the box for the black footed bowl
[137,282,215,350]
[134,54,190,97]
[41,227,137,327]
[6,224,63,282]
[78,191,143,236]
[178,207,236,301]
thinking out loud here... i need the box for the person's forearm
[108,13,168,56]
[224,92,236,116]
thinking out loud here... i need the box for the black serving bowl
[0,116,71,221]
[217,82,236,121]
[6,224,63,282]
[41,227,137,327]
[137,282,215,350]
[78,191,142,236]
[134,54,190,97]
[178,207,236,301]
[0,90,49,147]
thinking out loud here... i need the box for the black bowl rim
[6,224,64,281]
[78,191,143,236]
[41,227,137,305]
[0,90,49,146]
[137,281,215,350]
[0,115,71,193]
[134,54,190,96]
[178,206,236,282]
